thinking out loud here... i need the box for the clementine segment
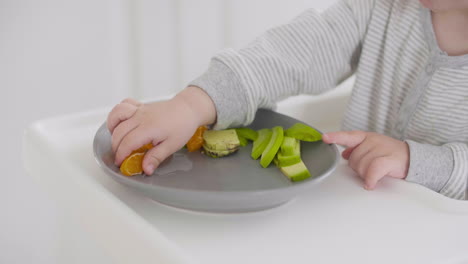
[120,143,153,176]
[120,152,145,176]
[187,126,207,152]
[131,143,153,154]
[119,126,207,176]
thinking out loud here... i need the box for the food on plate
[202,129,240,158]
[120,152,145,176]
[235,127,259,141]
[284,123,322,142]
[120,143,153,176]
[204,148,238,158]
[237,134,249,147]
[275,137,301,167]
[280,136,297,156]
[235,127,258,147]
[278,160,311,182]
[186,126,208,152]
[260,126,284,168]
[200,123,318,181]
[273,133,311,181]
[118,121,319,182]
[251,128,273,160]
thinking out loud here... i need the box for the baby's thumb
[142,140,177,175]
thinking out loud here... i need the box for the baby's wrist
[174,86,217,127]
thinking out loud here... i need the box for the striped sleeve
[190,0,376,129]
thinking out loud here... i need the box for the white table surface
[23,85,468,264]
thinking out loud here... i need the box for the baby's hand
[107,87,216,175]
[322,131,409,190]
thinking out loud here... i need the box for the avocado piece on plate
[276,139,301,167]
[279,160,311,182]
[260,126,284,168]
[284,123,322,142]
[280,136,297,156]
[235,127,259,141]
[251,128,272,160]
[202,129,240,158]
[237,134,249,147]
[203,146,239,158]
[203,129,240,151]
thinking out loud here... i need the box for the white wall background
[1,0,336,263]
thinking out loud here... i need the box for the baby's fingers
[341,147,355,160]
[107,102,139,133]
[121,98,142,107]
[143,139,181,175]
[114,128,157,166]
[323,131,367,148]
[111,119,139,153]
[364,157,392,190]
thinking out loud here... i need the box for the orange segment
[120,152,145,176]
[120,143,153,176]
[131,143,153,154]
[187,126,208,152]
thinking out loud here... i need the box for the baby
[107,0,468,200]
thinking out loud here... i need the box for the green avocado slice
[260,126,284,168]
[284,123,322,142]
[237,135,249,147]
[203,145,239,158]
[276,139,301,167]
[203,129,240,151]
[251,128,272,160]
[279,160,312,182]
[280,136,296,156]
[235,127,259,141]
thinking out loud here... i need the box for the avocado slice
[260,126,284,168]
[237,135,249,147]
[203,146,239,158]
[276,139,301,167]
[235,127,259,141]
[284,123,322,142]
[235,129,251,147]
[279,160,312,182]
[251,128,272,160]
[203,129,240,151]
[280,136,297,156]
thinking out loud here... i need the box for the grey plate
[93,109,339,213]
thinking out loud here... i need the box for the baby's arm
[405,141,466,200]
[190,0,377,130]
[107,0,377,174]
[107,86,216,174]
